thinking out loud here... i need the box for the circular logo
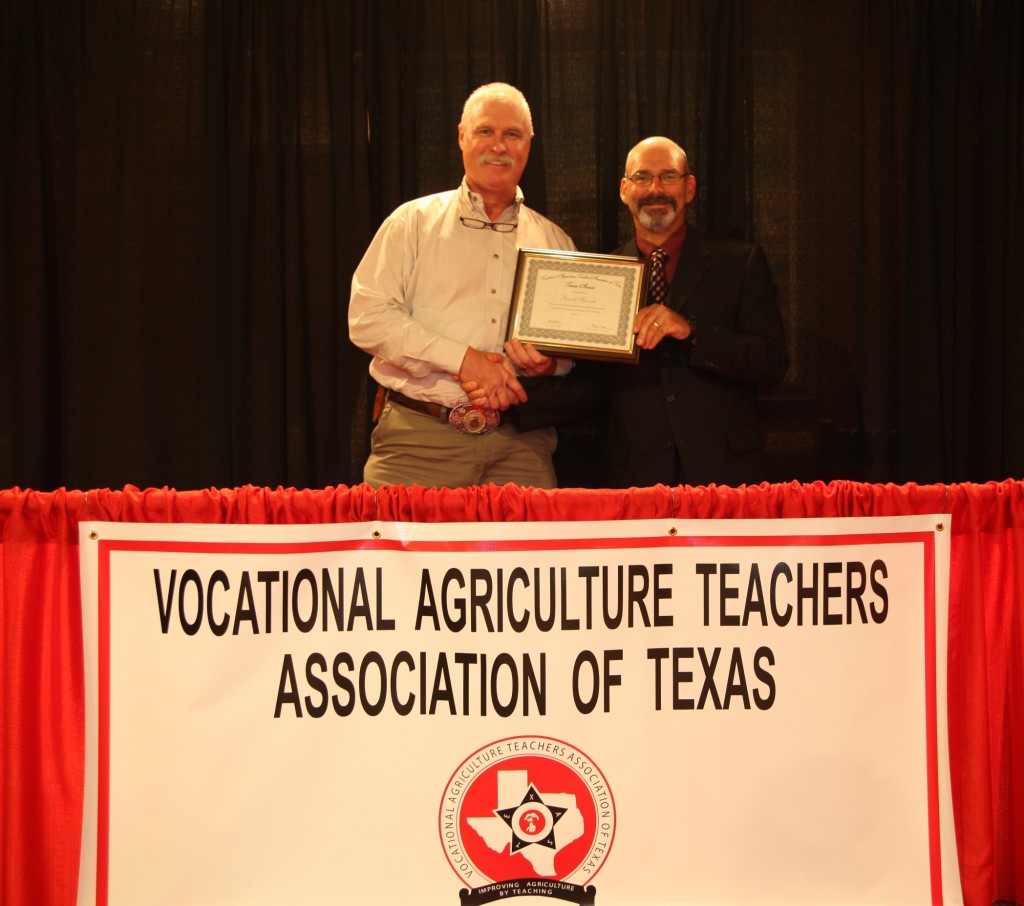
[439,736,616,887]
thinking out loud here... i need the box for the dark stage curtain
[1,1,1022,492]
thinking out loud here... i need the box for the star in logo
[494,783,569,853]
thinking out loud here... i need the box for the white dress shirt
[349,179,576,407]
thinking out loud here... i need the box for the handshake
[454,339,557,412]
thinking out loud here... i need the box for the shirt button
[493,253,499,259]
[490,288,497,294]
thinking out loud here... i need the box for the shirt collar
[636,220,688,260]
[460,178,523,224]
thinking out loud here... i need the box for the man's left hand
[634,304,692,349]
[504,339,557,377]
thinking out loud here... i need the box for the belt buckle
[448,402,500,435]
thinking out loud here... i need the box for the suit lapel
[618,230,710,314]
[666,229,710,314]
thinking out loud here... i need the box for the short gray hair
[460,82,534,136]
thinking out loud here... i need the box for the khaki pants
[363,401,557,489]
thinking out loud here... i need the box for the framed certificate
[505,248,648,363]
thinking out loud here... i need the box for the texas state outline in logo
[440,736,616,905]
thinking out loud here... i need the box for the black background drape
[1,0,1022,492]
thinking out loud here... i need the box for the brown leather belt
[376,387,509,428]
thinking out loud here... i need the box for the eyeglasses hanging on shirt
[459,216,517,232]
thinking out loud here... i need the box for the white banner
[77,516,959,906]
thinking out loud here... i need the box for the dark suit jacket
[517,228,789,488]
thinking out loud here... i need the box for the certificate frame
[505,248,648,363]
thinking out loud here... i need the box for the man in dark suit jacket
[467,136,789,488]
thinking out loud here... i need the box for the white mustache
[480,154,515,167]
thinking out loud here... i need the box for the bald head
[620,137,696,242]
[624,137,688,176]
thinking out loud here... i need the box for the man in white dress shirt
[349,82,576,488]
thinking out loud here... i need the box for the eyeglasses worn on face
[459,216,517,232]
[624,171,689,187]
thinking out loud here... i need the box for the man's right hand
[455,348,526,410]
[459,378,491,409]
